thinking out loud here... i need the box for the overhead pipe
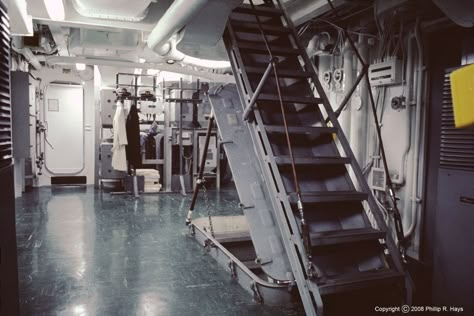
[146,0,208,56]
[44,56,235,83]
[12,46,43,71]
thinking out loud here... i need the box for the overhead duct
[146,0,208,56]
[7,0,33,35]
[432,0,474,27]
[71,0,153,21]
[146,0,239,69]
[69,28,140,53]
[283,0,344,26]
[176,0,241,60]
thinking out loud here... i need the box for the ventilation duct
[432,0,474,27]
[146,0,240,68]
[7,0,33,35]
[69,28,139,52]
[146,0,209,55]
[71,0,153,21]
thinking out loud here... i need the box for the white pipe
[318,53,331,86]
[341,39,353,139]
[350,35,368,166]
[146,0,208,55]
[392,33,415,185]
[413,64,429,245]
[12,47,43,70]
[404,18,424,238]
[44,56,235,83]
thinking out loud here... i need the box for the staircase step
[310,228,386,246]
[233,4,284,17]
[258,93,321,104]
[237,42,300,56]
[265,125,337,135]
[275,156,350,166]
[246,66,311,78]
[242,260,262,270]
[288,191,368,204]
[318,269,403,295]
[213,232,252,244]
[231,21,291,35]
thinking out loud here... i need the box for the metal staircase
[214,0,410,314]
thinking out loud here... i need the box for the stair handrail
[242,57,278,121]
[248,0,314,269]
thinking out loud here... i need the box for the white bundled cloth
[111,101,128,171]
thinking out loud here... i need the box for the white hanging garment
[111,102,128,171]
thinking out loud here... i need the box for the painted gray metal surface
[208,86,293,281]
[190,216,294,306]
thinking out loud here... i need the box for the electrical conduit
[392,32,416,186]
[404,18,424,239]
[341,39,353,138]
[349,34,369,167]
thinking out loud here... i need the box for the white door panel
[44,84,84,174]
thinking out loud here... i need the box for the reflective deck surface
[16,186,303,316]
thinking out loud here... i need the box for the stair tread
[265,125,337,134]
[288,191,368,203]
[258,93,322,104]
[213,232,251,244]
[310,227,386,246]
[242,260,262,270]
[231,20,291,35]
[236,42,300,56]
[246,66,311,78]
[275,156,350,165]
[318,269,403,295]
[233,4,284,17]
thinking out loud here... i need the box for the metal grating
[440,69,474,171]
[0,1,11,170]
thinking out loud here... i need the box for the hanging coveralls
[111,101,128,171]
[126,104,142,170]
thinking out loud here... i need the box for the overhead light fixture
[44,0,66,21]
[75,63,86,71]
